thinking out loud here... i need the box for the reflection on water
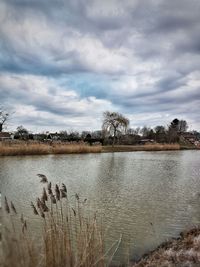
[0,150,200,264]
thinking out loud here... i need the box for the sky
[0,0,200,132]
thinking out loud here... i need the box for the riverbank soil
[132,227,200,267]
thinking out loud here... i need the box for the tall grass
[0,142,182,156]
[0,142,102,156]
[136,143,180,151]
[103,144,180,152]
[2,175,107,267]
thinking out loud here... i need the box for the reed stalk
[1,175,111,267]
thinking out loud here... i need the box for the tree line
[0,107,199,145]
[102,111,191,145]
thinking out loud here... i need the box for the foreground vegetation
[133,227,200,267]
[2,175,108,267]
[2,175,200,266]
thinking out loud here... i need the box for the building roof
[0,132,11,138]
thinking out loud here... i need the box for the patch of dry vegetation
[133,228,200,267]
[103,144,180,153]
[0,142,102,156]
[0,141,182,156]
[138,144,180,151]
[2,175,106,267]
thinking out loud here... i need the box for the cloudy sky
[1,0,200,132]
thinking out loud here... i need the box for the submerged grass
[2,175,108,267]
[0,142,102,156]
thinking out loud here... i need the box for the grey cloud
[0,33,91,76]
[17,116,64,128]
[2,0,200,74]
[0,82,82,117]
[156,74,186,92]
[1,0,200,130]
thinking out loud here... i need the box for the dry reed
[0,142,182,156]
[133,227,200,267]
[0,142,102,156]
[2,175,108,267]
[103,144,180,153]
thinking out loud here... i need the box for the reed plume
[37,174,48,183]
[31,202,39,215]
[60,189,67,198]
[37,197,49,212]
[50,194,56,204]
[75,193,79,201]
[2,175,108,267]
[62,183,67,193]
[10,201,17,214]
[55,184,60,201]
[47,182,52,195]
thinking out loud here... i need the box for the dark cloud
[0,0,200,131]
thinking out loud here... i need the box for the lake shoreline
[0,142,102,156]
[0,142,198,156]
[132,226,200,267]
[102,144,182,153]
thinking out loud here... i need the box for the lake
[0,150,200,264]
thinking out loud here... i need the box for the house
[181,132,199,146]
[138,139,155,145]
[0,132,12,141]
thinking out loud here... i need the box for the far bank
[0,142,198,156]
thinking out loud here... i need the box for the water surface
[0,150,200,263]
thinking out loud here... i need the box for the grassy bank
[0,142,102,156]
[0,142,182,156]
[102,144,181,153]
[1,142,197,156]
[133,227,200,267]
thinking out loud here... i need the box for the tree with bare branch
[0,107,9,132]
[102,111,129,145]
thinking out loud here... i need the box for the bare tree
[0,107,9,132]
[102,111,129,145]
[167,118,189,143]
[140,126,151,137]
[127,127,141,135]
[15,125,29,140]
[178,120,188,132]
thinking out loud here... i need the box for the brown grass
[132,227,200,267]
[2,176,108,267]
[0,142,102,156]
[0,142,182,156]
[102,144,180,153]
